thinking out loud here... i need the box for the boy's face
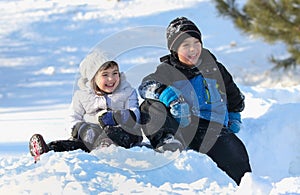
[177,36,202,66]
[95,66,120,93]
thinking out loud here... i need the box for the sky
[0,0,300,194]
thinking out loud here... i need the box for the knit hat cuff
[168,30,202,52]
[77,49,109,89]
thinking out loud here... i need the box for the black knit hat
[166,17,202,52]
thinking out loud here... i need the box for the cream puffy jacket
[67,73,140,134]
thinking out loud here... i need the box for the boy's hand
[170,101,191,127]
[159,86,181,107]
[228,112,242,133]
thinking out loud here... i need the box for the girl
[138,17,251,185]
[29,49,142,163]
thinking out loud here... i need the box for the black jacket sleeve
[216,61,245,112]
[204,50,245,112]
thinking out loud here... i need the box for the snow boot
[99,137,115,148]
[29,134,49,163]
[155,133,183,153]
[92,132,116,149]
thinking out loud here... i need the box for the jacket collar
[160,53,202,79]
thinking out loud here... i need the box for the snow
[0,0,300,194]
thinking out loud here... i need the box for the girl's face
[94,66,120,93]
[177,37,202,66]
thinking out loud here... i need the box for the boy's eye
[196,42,201,46]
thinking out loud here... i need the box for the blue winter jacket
[139,49,244,127]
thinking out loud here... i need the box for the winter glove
[138,80,162,100]
[170,101,191,127]
[159,86,182,107]
[97,109,136,129]
[113,109,135,127]
[228,112,242,133]
[97,110,116,128]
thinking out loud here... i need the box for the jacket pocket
[203,78,223,104]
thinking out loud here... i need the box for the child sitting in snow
[29,49,143,163]
[138,17,251,185]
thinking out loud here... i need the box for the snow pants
[48,122,142,153]
[140,99,251,185]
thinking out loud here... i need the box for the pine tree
[213,0,300,69]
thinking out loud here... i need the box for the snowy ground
[0,0,300,194]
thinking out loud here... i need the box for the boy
[138,17,251,185]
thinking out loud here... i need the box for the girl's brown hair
[91,60,119,95]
